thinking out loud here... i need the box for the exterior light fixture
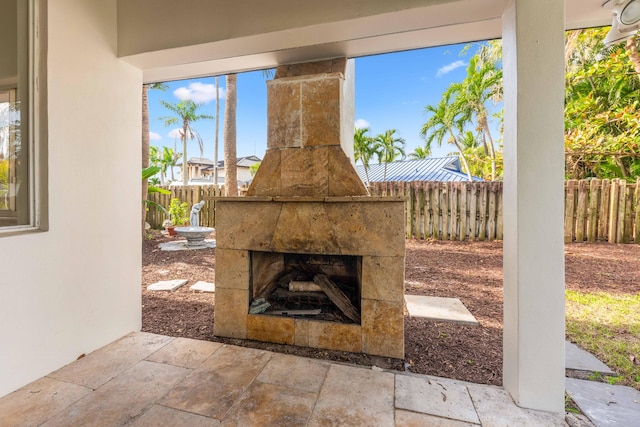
[603,0,640,45]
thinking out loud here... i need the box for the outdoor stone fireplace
[214,58,405,359]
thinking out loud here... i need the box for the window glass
[0,0,31,229]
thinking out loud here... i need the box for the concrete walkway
[0,332,567,426]
[565,341,640,427]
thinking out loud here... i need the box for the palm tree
[408,146,431,160]
[223,74,238,196]
[159,100,213,185]
[448,56,501,180]
[420,91,473,181]
[353,127,378,185]
[374,129,406,181]
[142,83,167,234]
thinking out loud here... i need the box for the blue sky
[147,42,496,164]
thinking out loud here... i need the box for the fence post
[469,183,477,241]
[587,179,600,243]
[617,180,627,244]
[496,182,504,240]
[564,180,576,243]
[635,178,640,244]
[599,180,611,240]
[609,179,619,243]
[575,180,588,242]
[459,182,468,241]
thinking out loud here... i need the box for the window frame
[0,0,46,235]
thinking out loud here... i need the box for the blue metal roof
[355,157,483,182]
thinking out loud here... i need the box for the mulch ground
[142,231,640,386]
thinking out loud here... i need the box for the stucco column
[502,0,565,413]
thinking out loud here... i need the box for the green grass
[566,290,640,390]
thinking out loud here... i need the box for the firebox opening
[250,251,362,324]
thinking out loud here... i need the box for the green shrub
[168,198,189,226]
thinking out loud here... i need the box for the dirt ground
[142,231,640,386]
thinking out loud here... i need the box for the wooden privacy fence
[146,179,639,244]
[564,178,639,244]
[369,181,504,241]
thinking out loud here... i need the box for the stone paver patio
[0,332,568,426]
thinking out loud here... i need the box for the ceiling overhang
[119,0,613,83]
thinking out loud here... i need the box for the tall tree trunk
[214,76,220,187]
[450,131,473,181]
[182,121,188,186]
[141,84,150,235]
[363,162,370,186]
[172,139,177,181]
[224,74,238,196]
[479,115,496,181]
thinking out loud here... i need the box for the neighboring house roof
[356,157,483,182]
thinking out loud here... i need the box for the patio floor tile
[256,353,330,393]
[47,332,174,389]
[146,337,222,369]
[307,364,395,426]
[395,374,480,424]
[130,404,220,426]
[395,409,480,426]
[160,345,272,419]
[0,377,91,427]
[41,360,191,427]
[221,381,318,427]
[467,384,567,426]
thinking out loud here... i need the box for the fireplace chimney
[247,58,368,197]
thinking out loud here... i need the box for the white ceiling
[121,0,613,83]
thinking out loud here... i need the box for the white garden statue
[189,200,205,228]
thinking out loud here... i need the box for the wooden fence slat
[635,178,640,244]
[587,179,600,243]
[564,180,577,243]
[478,184,487,240]
[469,183,477,242]
[600,180,611,240]
[616,180,626,243]
[609,179,620,243]
[459,182,467,241]
[441,184,449,240]
[450,183,458,241]
[624,184,633,244]
[415,183,424,239]
[422,183,430,239]
[488,183,497,240]
[432,185,441,239]
[496,182,504,240]
[575,180,588,242]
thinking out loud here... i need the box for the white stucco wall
[0,0,142,398]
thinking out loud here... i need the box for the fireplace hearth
[214,58,405,359]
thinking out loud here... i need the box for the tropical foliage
[159,100,213,185]
[150,145,180,184]
[353,127,376,184]
[354,127,407,182]
[564,29,640,180]
[421,41,502,181]
[420,30,640,182]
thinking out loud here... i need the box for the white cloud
[173,82,226,104]
[167,128,183,139]
[436,60,466,78]
[354,119,370,129]
[149,131,162,141]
